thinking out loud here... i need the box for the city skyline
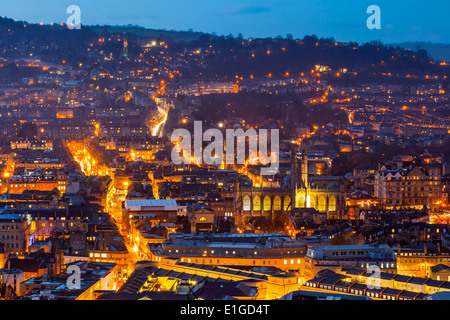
[1,1,450,303]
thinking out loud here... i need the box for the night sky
[1,0,449,43]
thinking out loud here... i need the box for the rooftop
[124,199,179,210]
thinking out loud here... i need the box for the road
[152,105,168,137]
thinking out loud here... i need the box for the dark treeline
[175,33,444,79]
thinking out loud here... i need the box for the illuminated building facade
[8,179,67,195]
[305,244,397,279]
[122,199,187,230]
[235,149,346,225]
[292,149,346,219]
[374,163,443,212]
[148,233,320,274]
[7,169,68,195]
[111,260,299,300]
[0,214,30,255]
[89,249,130,284]
[396,245,450,278]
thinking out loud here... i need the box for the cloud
[223,6,272,15]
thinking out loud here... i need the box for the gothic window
[263,196,271,211]
[243,195,251,211]
[329,196,337,212]
[253,196,261,211]
[273,196,282,211]
[318,195,326,212]
[283,195,291,211]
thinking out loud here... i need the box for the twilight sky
[1,0,449,44]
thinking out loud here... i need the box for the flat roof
[125,199,178,209]
[289,290,370,300]
[0,214,24,222]
[308,244,391,251]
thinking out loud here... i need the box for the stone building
[234,148,346,224]
[374,162,442,213]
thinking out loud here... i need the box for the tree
[303,35,318,45]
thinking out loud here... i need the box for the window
[328,196,336,212]
[253,196,261,211]
[318,196,326,212]
[273,196,282,211]
[243,195,251,211]
[263,196,271,211]
[283,196,291,211]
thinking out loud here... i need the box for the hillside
[86,25,207,42]
[391,42,450,62]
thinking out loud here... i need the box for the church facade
[234,148,346,225]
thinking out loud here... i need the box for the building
[4,257,47,281]
[27,241,64,276]
[353,164,377,180]
[374,163,442,212]
[304,269,430,300]
[0,244,7,268]
[89,225,132,285]
[396,244,450,278]
[101,263,265,300]
[0,214,30,254]
[122,199,187,230]
[305,244,397,279]
[431,264,450,281]
[235,148,346,225]
[343,268,450,296]
[0,268,25,296]
[7,174,68,195]
[0,207,92,242]
[69,231,87,251]
[147,233,330,275]
[20,261,117,300]
[189,203,215,232]
[151,259,299,299]
[88,249,130,285]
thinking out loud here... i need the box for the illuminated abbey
[235,147,346,225]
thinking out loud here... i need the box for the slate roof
[6,258,46,273]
